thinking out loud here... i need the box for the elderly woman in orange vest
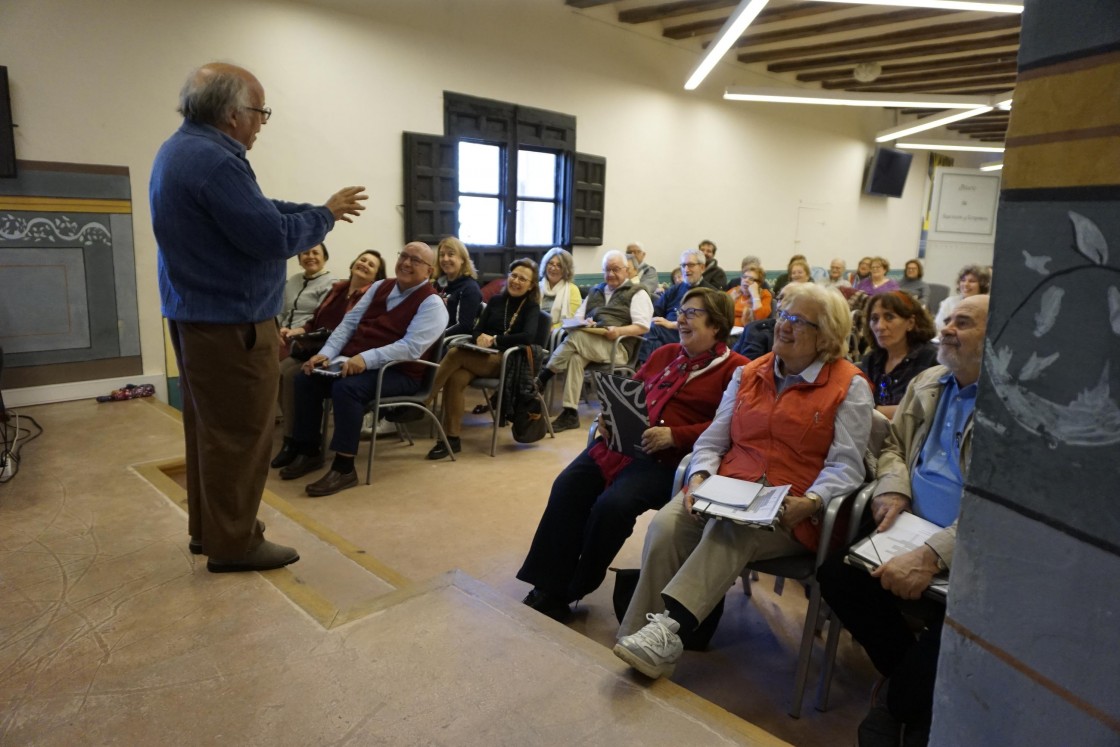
[613,282,874,679]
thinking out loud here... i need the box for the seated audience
[726,255,770,291]
[859,291,938,419]
[539,247,582,329]
[273,250,385,468]
[518,288,747,621]
[935,264,990,330]
[638,248,716,363]
[433,236,482,337]
[698,239,728,290]
[614,283,872,678]
[818,295,990,747]
[536,250,652,433]
[727,263,773,325]
[850,256,872,287]
[853,256,900,296]
[825,257,851,289]
[898,258,930,308]
[426,259,541,459]
[277,243,333,353]
[278,242,448,496]
[772,254,812,297]
[626,242,660,295]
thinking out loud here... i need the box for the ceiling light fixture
[896,139,1005,153]
[852,62,882,83]
[811,0,1022,12]
[980,161,1004,171]
[724,87,992,109]
[876,106,994,142]
[684,0,770,91]
[995,98,1014,110]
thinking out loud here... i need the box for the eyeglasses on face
[776,308,819,330]
[680,262,702,269]
[675,307,708,320]
[397,251,432,269]
[245,106,272,122]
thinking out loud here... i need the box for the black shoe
[426,437,462,460]
[551,409,581,433]
[206,539,300,573]
[270,438,298,469]
[305,469,359,497]
[189,539,203,555]
[279,452,324,480]
[522,588,572,622]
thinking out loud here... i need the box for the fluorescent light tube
[811,0,1022,12]
[897,139,1005,153]
[685,0,770,91]
[876,106,994,142]
[724,87,991,109]
[979,161,1004,171]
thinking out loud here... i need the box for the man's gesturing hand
[326,186,368,223]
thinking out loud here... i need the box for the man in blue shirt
[636,248,716,364]
[151,62,366,573]
[818,294,989,746]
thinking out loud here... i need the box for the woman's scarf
[543,278,572,326]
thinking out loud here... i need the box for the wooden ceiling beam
[738,16,1019,64]
[565,0,616,8]
[728,9,954,49]
[796,51,1019,82]
[619,0,737,25]
[823,66,1017,89]
[663,2,837,40]
[760,32,1020,70]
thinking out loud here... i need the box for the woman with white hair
[539,246,582,329]
[614,282,873,679]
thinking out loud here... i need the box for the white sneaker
[359,412,375,440]
[613,611,683,679]
[375,417,396,436]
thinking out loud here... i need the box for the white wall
[2,0,930,381]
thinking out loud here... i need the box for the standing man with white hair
[151,62,367,572]
[537,250,653,432]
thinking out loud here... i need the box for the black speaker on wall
[0,66,16,179]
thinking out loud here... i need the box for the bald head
[938,294,989,386]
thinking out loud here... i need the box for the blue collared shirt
[910,372,976,527]
[320,280,448,370]
[151,120,334,323]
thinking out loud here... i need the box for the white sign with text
[929,167,1001,244]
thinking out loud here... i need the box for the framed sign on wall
[928,167,1001,245]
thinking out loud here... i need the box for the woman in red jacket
[517,287,747,622]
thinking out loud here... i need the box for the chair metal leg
[538,392,555,440]
[788,580,823,719]
[816,609,842,713]
[489,386,502,457]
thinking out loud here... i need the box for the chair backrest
[927,283,950,312]
[534,310,552,349]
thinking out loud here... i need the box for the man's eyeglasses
[675,307,708,320]
[776,309,819,330]
[680,262,702,269]
[398,251,432,269]
[245,106,272,122]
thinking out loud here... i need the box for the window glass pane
[516,200,555,246]
[458,142,501,195]
[517,150,556,199]
[458,196,500,245]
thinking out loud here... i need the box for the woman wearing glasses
[518,288,747,621]
[852,256,900,296]
[539,247,582,329]
[727,263,773,325]
[426,259,541,459]
[859,291,938,419]
[433,236,483,337]
[614,283,873,678]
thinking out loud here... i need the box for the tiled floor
[0,396,878,745]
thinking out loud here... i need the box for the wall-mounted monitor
[862,146,912,198]
[0,67,14,178]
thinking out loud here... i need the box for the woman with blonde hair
[433,236,482,336]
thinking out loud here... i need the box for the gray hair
[680,248,704,266]
[177,66,250,126]
[540,247,574,283]
[601,249,627,270]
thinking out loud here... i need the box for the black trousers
[517,447,677,603]
[818,554,945,726]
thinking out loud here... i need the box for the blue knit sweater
[151,121,335,323]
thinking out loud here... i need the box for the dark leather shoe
[270,439,298,469]
[206,539,299,573]
[279,453,324,480]
[305,469,358,497]
[189,539,203,555]
[550,409,581,433]
[426,437,462,460]
[522,588,572,622]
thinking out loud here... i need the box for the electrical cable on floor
[0,411,43,485]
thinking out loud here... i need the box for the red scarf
[590,343,728,484]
